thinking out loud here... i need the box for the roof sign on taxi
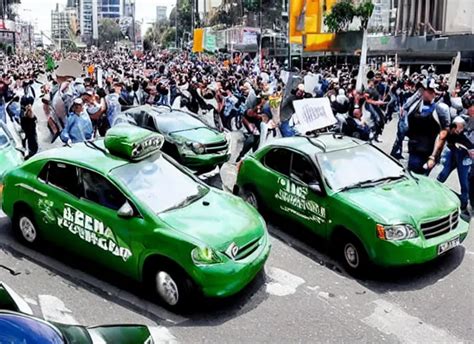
[104,125,164,161]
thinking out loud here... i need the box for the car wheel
[13,208,39,246]
[339,233,369,276]
[240,187,259,210]
[149,263,193,311]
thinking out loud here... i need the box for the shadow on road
[264,213,468,294]
[0,222,269,326]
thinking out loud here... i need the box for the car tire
[240,187,260,211]
[13,207,40,246]
[148,263,194,311]
[338,232,369,277]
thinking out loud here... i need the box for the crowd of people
[0,48,473,218]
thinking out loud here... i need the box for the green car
[0,120,24,198]
[234,134,469,274]
[0,282,175,343]
[113,105,231,173]
[2,125,270,309]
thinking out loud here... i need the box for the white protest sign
[293,98,337,133]
[281,70,290,85]
[304,74,319,95]
[448,52,461,93]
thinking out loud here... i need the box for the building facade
[98,0,124,19]
[51,4,78,46]
[156,6,167,23]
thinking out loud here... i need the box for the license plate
[438,237,460,255]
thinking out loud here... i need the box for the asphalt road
[0,106,472,343]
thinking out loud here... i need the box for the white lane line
[38,295,78,325]
[363,299,461,344]
[148,326,178,344]
[265,267,305,296]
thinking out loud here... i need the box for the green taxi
[2,125,270,309]
[235,134,469,274]
[113,105,231,173]
[0,120,24,199]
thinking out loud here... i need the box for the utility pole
[131,0,137,50]
[258,0,263,68]
[174,1,178,48]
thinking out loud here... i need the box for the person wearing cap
[60,98,93,144]
[436,116,473,219]
[405,78,450,174]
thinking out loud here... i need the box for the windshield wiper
[372,174,407,184]
[339,175,406,192]
[339,180,380,192]
[161,186,208,213]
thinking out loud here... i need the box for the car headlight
[376,224,418,241]
[186,141,205,154]
[191,247,223,265]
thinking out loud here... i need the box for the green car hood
[159,191,265,251]
[170,128,225,144]
[339,176,459,225]
[0,147,22,180]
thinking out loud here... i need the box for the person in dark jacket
[20,101,38,159]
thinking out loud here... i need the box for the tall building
[156,6,167,23]
[80,0,98,41]
[368,0,392,33]
[98,0,124,19]
[51,3,78,46]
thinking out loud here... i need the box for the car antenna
[84,140,108,156]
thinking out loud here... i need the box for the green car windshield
[317,144,405,192]
[111,154,209,213]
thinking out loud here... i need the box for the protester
[60,98,93,144]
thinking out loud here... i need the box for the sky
[19,0,177,35]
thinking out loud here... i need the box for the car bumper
[370,219,470,266]
[181,152,231,169]
[191,233,271,298]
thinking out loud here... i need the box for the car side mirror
[117,201,134,218]
[309,183,323,194]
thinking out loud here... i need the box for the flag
[289,0,305,44]
[192,28,204,53]
[45,54,55,72]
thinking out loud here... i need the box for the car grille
[223,237,261,261]
[420,210,459,239]
[204,140,228,154]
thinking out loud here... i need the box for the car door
[35,161,89,253]
[75,167,143,277]
[289,152,328,235]
[259,147,304,222]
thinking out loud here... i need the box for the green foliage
[98,18,124,48]
[324,0,356,33]
[324,0,374,33]
[355,0,375,30]
[243,0,260,12]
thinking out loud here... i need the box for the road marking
[265,267,305,296]
[38,295,78,325]
[148,326,178,343]
[363,299,461,343]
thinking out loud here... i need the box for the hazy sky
[19,0,177,34]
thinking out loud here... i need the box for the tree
[0,0,20,21]
[324,0,356,33]
[98,18,124,49]
[355,0,375,30]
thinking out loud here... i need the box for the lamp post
[131,0,137,50]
